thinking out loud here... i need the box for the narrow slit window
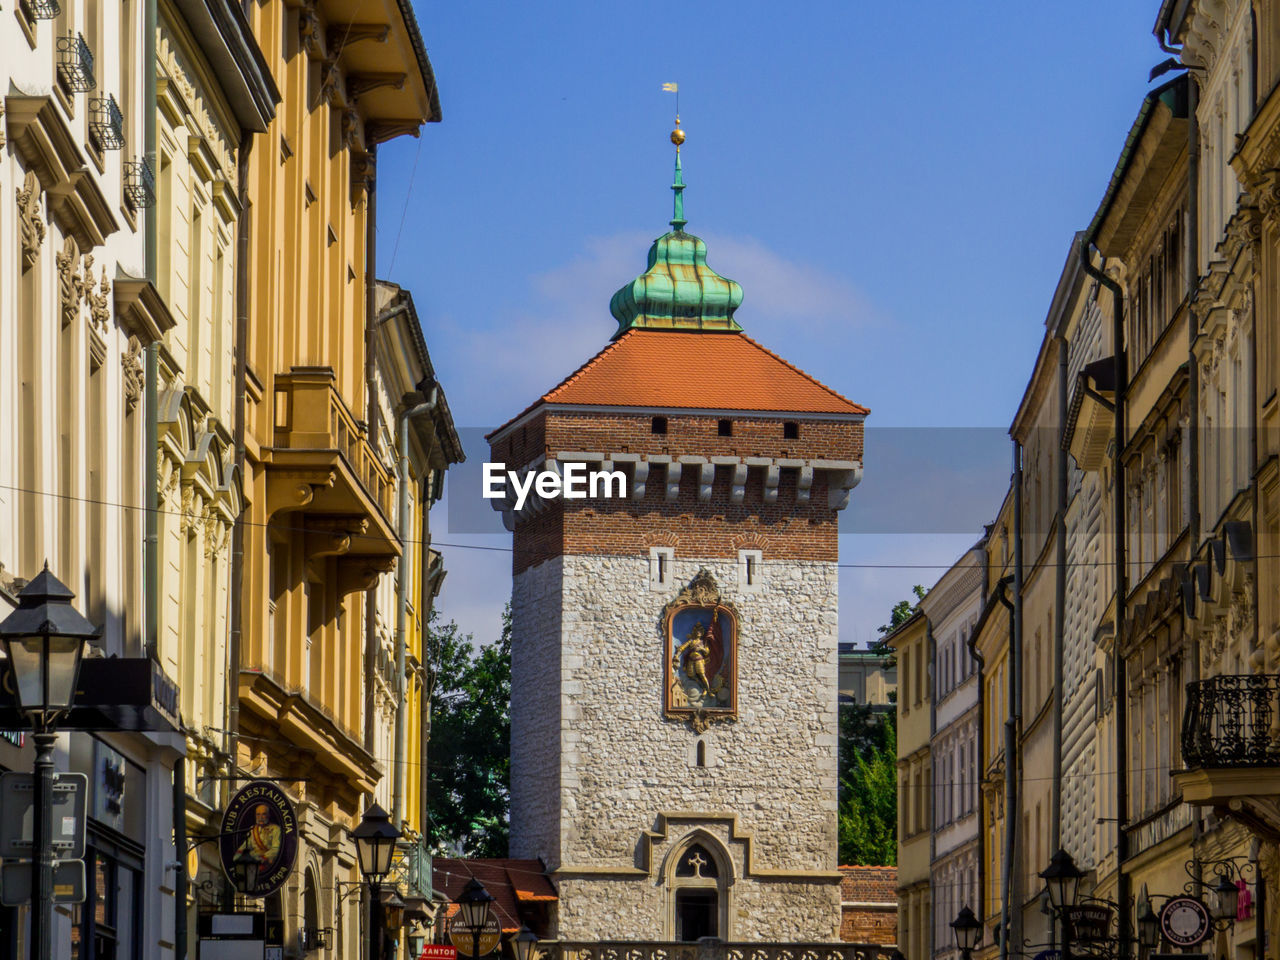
[718,418,732,436]
[696,740,706,767]
[746,554,755,585]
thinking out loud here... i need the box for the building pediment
[5,93,118,249]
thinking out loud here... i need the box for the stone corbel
[346,72,406,99]
[326,23,390,57]
[665,461,683,501]
[631,461,648,499]
[827,465,864,511]
[697,463,715,501]
[265,470,335,519]
[336,556,396,597]
[796,465,814,502]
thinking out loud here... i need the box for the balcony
[266,367,400,592]
[546,943,894,960]
[1176,674,1280,830]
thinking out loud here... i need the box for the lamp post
[457,877,495,960]
[1041,848,1086,960]
[513,925,540,960]
[951,905,981,960]
[353,803,401,960]
[0,565,98,960]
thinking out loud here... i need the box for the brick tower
[487,122,867,943]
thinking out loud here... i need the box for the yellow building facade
[230,0,445,950]
[888,611,931,960]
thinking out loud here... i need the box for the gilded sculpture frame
[663,569,739,733]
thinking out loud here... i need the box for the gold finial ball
[670,127,686,147]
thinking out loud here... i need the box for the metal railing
[57,32,95,92]
[1182,674,1280,768]
[124,157,155,210]
[89,94,125,150]
[547,943,895,960]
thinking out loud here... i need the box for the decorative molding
[156,32,237,185]
[113,276,177,343]
[17,169,45,268]
[346,72,406,99]
[6,95,118,249]
[88,266,110,331]
[56,235,85,328]
[326,23,389,57]
[122,337,145,412]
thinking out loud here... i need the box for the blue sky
[375,2,1166,647]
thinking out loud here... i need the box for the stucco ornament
[89,267,111,331]
[17,170,46,268]
[57,237,86,328]
[122,337,145,412]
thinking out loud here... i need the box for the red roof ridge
[736,332,869,415]
[485,334,635,441]
[488,329,868,439]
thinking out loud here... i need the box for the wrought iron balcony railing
[547,943,895,960]
[1182,674,1280,769]
[57,33,96,92]
[124,157,155,210]
[19,0,60,20]
[89,95,125,151]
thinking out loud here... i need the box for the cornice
[5,93,118,249]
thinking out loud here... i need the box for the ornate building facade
[230,0,450,950]
[489,139,867,944]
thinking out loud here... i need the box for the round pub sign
[219,781,299,898]
[449,913,501,957]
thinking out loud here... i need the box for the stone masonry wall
[510,557,564,866]
[512,552,841,941]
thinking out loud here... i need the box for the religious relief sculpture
[663,569,737,732]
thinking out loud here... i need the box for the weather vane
[662,82,684,149]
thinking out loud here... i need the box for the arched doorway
[665,835,731,941]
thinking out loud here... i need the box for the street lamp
[457,877,495,960]
[353,803,401,960]
[1137,900,1160,951]
[0,565,99,960]
[1041,848,1085,913]
[513,925,541,960]
[231,848,260,896]
[950,905,981,960]
[1212,871,1240,923]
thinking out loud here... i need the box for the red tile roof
[491,330,867,437]
[432,858,557,933]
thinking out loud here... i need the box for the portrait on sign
[219,781,299,898]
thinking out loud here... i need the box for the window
[650,546,675,591]
[737,549,763,593]
[783,421,799,439]
[717,418,732,437]
[652,416,668,435]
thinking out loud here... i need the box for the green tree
[837,703,898,865]
[426,605,511,857]
[875,584,927,640]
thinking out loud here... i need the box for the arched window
[302,867,320,949]
[666,836,730,941]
